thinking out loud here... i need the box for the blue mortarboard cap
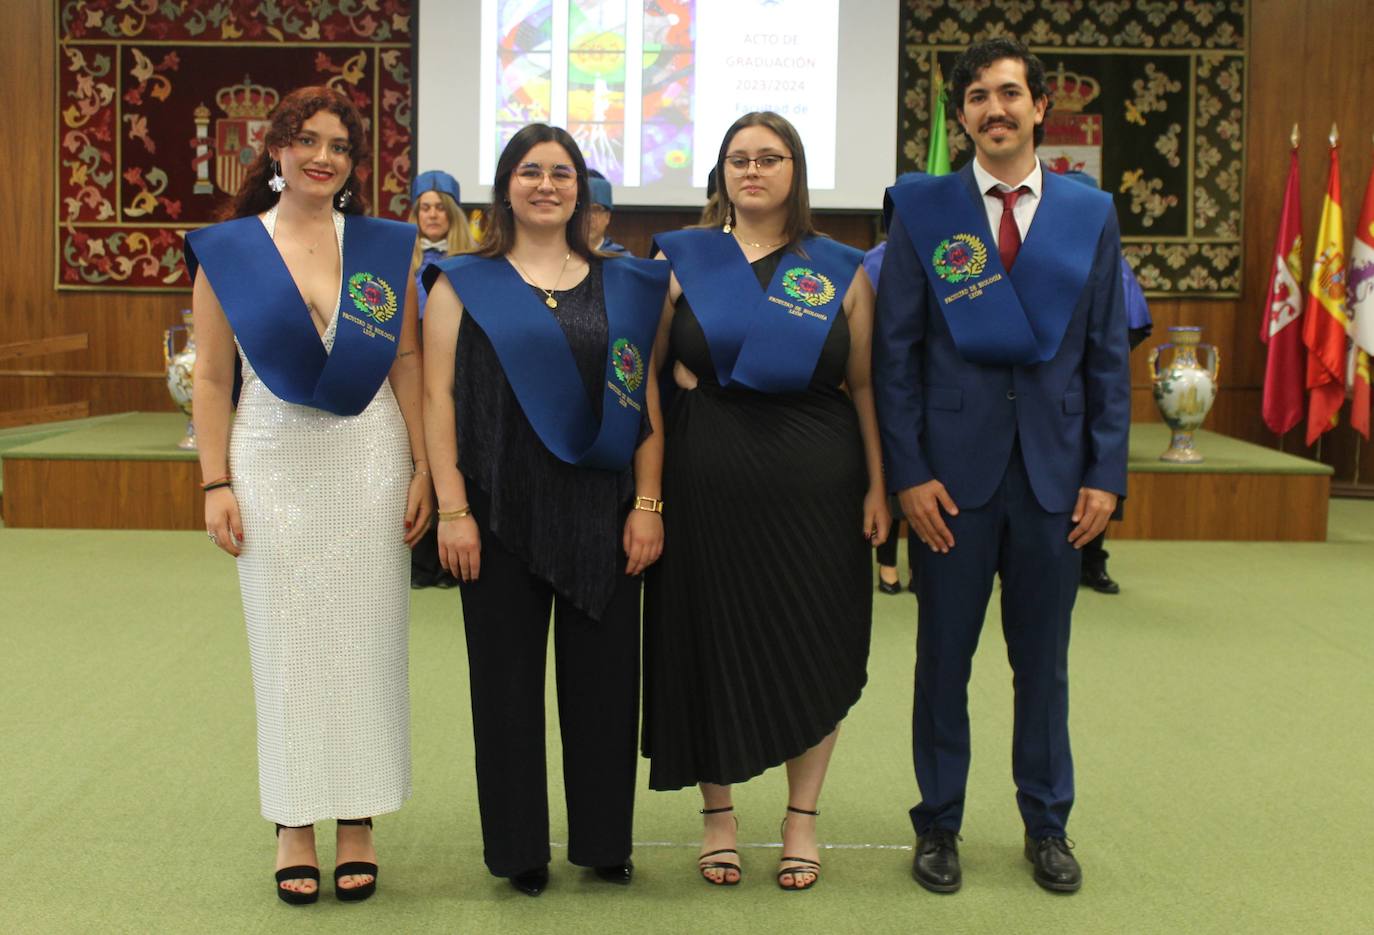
[412,170,461,204]
[588,176,613,209]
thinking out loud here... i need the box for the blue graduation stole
[432,254,668,471]
[185,214,415,415]
[654,229,863,393]
[886,170,1110,365]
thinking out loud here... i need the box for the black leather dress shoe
[509,866,549,896]
[1024,835,1081,893]
[912,828,961,893]
[593,860,633,885]
[1080,564,1120,594]
[878,578,902,595]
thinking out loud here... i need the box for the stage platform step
[1117,424,1330,541]
[0,413,1334,540]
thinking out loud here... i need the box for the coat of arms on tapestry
[898,0,1247,297]
[56,1,413,291]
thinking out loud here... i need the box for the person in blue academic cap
[409,170,476,319]
[865,171,925,596]
[408,170,475,589]
[586,168,630,255]
[1060,169,1153,594]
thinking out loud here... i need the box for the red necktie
[989,186,1031,271]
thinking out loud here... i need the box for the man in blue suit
[873,38,1130,895]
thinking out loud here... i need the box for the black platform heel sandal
[777,806,821,891]
[274,824,320,906]
[698,805,742,886]
[335,817,378,902]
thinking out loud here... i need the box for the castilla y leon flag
[1302,131,1350,446]
[1260,142,1305,437]
[1346,154,1374,439]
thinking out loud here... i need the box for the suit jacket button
[1006,390,1017,400]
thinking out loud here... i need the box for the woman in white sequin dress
[189,87,431,906]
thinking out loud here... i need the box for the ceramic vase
[1148,325,1220,463]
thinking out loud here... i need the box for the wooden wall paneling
[8,0,1374,489]
[0,1,190,417]
[2,458,203,529]
[1112,471,1329,541]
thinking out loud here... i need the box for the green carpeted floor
[3,503,1372,934]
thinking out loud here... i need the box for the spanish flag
[1302,131,1349,445]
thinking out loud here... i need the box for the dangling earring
[268,160,286,193]
[336,187,351,209]
[722,201,734,234]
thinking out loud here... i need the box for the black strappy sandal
[274,824,320,906]
[334,817,379,902]
[777,806,821,891]
[697,805,742,886]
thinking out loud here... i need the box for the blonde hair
[408,191,476,275]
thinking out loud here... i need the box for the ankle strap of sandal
[700,806,735,815]
[786,805,820,816]
[275,823,314,836]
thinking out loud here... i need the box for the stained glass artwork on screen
[641,1,694,185]
[496,1,553,154]
[568,4,627,182]
[490,1,696,188]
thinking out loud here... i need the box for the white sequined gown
[229,208,412,825]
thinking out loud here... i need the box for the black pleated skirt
[642,382,873,790]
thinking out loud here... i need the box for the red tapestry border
[57,2,413,291]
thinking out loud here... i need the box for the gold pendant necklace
[510,251,572,308]
[732,231,785,250]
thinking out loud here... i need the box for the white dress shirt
[970,158,1042,241]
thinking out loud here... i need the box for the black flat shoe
[912,828,961,894]
[335,818,378,902]
[1025,835,1081,893]
[1080,553,1120,594]
[878,579,902,595]
[274,824,320,906]
[593,860,633,884]
[510,865,550,896]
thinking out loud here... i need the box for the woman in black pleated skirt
[643,112,890,891]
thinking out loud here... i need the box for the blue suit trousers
[909,441,1080,839]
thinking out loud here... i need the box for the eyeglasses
[723,154,793,175]
[513,162,579,189]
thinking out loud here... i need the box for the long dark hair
[697,111,817,250]
[476,124,595,261]
[221,85,371,220]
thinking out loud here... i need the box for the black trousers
[457,506,641,877]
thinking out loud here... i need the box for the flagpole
[1279,120,1295,457]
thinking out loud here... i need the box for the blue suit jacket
[873,162,1131,514]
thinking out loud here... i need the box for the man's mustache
[979,118,1018,132]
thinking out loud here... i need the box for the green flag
[927,69,951,176]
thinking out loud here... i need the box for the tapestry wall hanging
[56,0,413,291]
[898,0,1247,297]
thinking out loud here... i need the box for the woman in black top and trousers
[421,124,667,896]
